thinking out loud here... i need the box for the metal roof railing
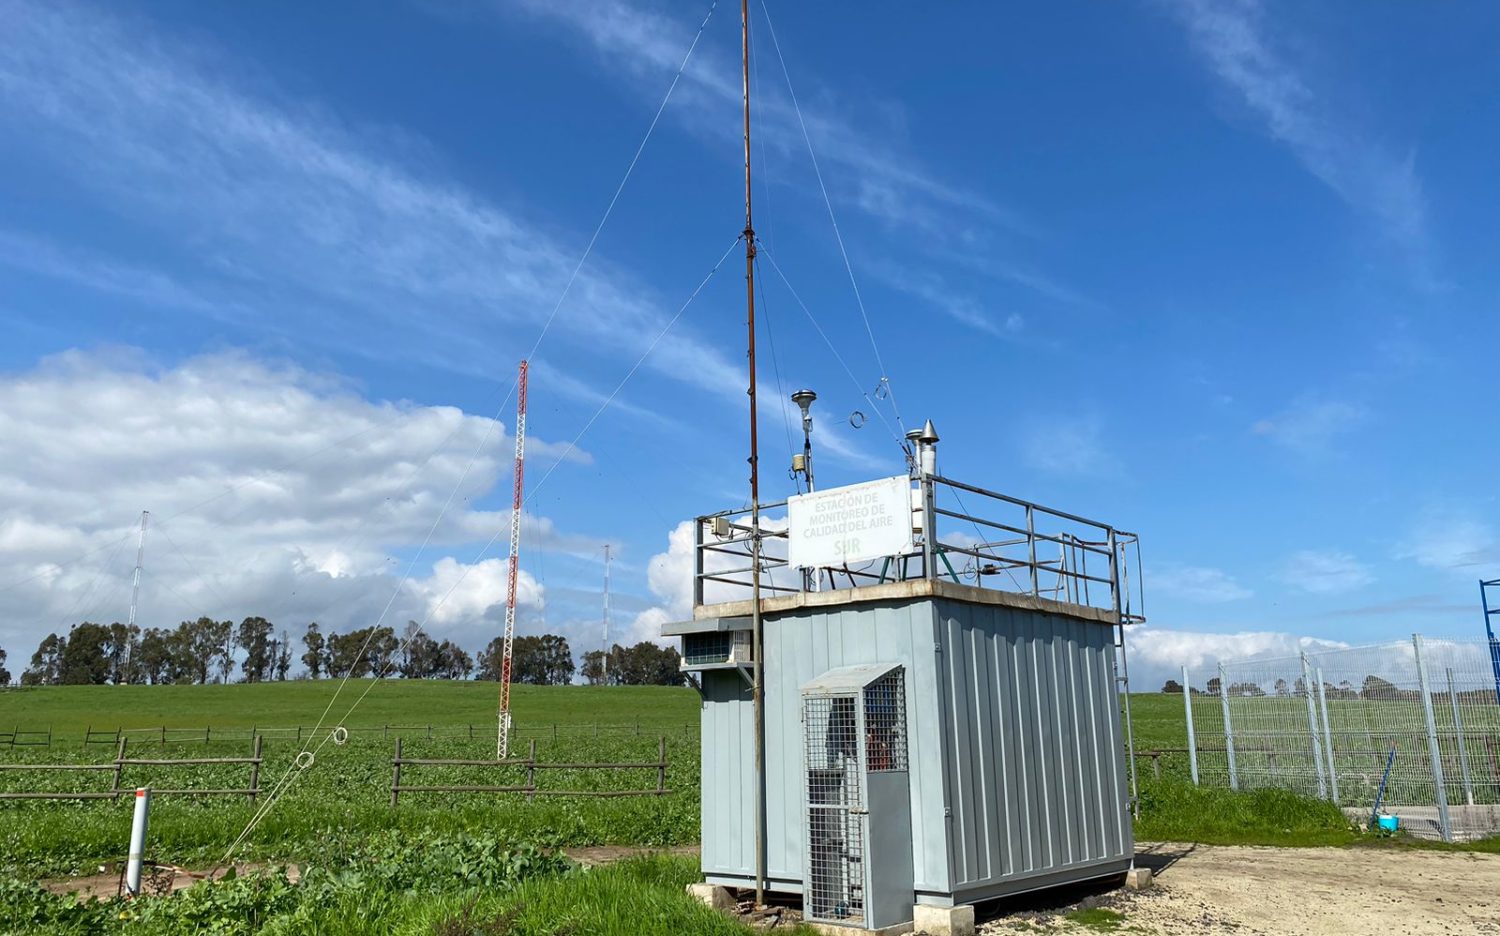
[691,473,1144,624]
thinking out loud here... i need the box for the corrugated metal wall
[698,595,1131,901]
[700,670,755,880]
[766,602,950,892]
[934,598,1132,895]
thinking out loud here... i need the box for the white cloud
[1276,549,1375,595]
[409,557,544,629]
[628,514,803,646]
[1128,623,1349,690]
[1398,509,1499,572]
[0,0,748,401]
[1153,563,1253,603]
[0,351,584,661]
[1251,397,1366,454]
[1171,0,1429,265]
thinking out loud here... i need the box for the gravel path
[979,842,1500,935]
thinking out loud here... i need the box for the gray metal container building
[668,458,1143,931]
[670,581,1132,917]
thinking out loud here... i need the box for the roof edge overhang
[660,615,751,637]
[693,578,1119,626]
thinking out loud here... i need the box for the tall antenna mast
[125,510,149,684]
[498,360,529,759]
[601,544,612,683]
[740,0,767,907]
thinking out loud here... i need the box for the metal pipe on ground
[125,787,151,898]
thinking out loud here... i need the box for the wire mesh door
[803,692,865,925]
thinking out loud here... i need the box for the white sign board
[787,475,914,569]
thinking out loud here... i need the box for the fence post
[527,739,537,801]
[1315,667,1339,807]
[1446,667,1475,806]
[1219,663,1238,791]
[248,734,263,803]
[1299,653,1328,800]
[658,736,668,793]
[112,736,127,802]
[1025,505,1038,597]
[1182,666,1199,785]
[1413,634,1454,843]
[390,737,402,807]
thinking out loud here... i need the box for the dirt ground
[980,842,1500,935]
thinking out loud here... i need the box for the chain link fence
[1182,635,1500,842]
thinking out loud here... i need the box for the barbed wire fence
[1181,635,1500,842]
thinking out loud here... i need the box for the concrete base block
[913,904,975,936]
[686,882,736,911]
[1125,867,1153,891]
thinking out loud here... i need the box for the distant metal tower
[125,510,149,683]
[601,544,612,683]
[497,361,528,759]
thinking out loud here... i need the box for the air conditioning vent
[681,630,753,668]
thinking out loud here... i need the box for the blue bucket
[1376,815,1400,832]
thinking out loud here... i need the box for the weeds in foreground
[1063,907,1126,930]
[1,840,790,936]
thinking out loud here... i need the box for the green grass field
[0,683,1459,934]
[0,680,699,737]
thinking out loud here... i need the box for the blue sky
[0,0,1496,685]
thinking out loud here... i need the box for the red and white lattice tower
[497,360,528,758]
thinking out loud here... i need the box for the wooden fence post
[1151,752,1161,781]
[112,736,127,801]
[390,738,402,807]
[248,734,263,803]
[658,736,667,794]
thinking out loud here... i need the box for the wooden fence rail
[389,736,671,805]
[0,735,263,802]
[48,722,700,746]
[0,727,52,748]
